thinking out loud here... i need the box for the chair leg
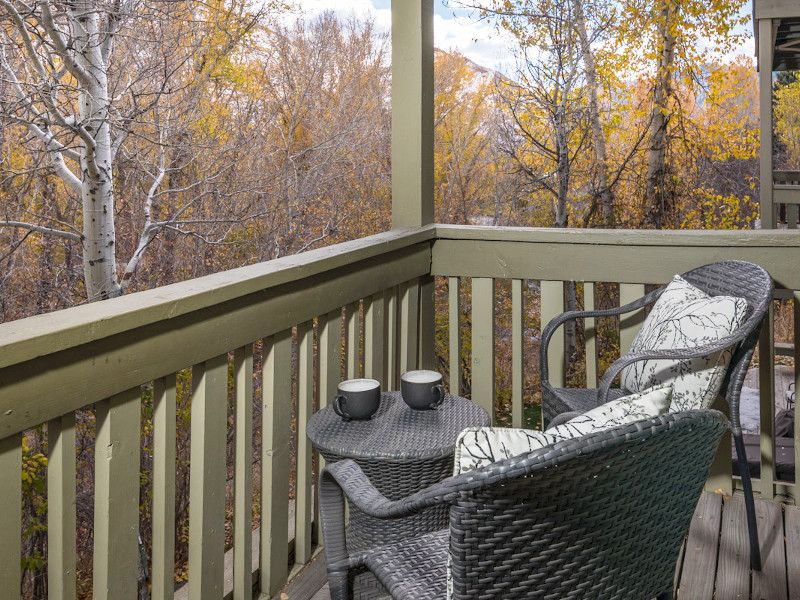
[733,432,762,571]
[328,569,350,600]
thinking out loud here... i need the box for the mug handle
[429,384,445,409]
[333,395,351,421]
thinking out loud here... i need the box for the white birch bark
[70,0,121,299]
[0,0,127,300]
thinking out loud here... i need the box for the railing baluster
[93,389,141,600]
[320,310,343,414]
[758,303,776,499]
[419,275,436,370]
[260,331,292,596]
[295,321,314,565]
[188,356,228,600]
[619,284,645,356]
[472,278,496,424]
[233,347,254,600]
[448,276,461,397]
[345,302,360,379]
[365,293,386,384]
[540,280,565,389]
[151,376,176,600]
[400,279,420,374]
[788,205,798,230]
[385,287,399,390]
[584,282,598,389]
[48,412,77,600]
[512,279,524,428]
[0,433,21,600]
[317,309,343,542]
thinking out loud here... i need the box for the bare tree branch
[0,221,82,242]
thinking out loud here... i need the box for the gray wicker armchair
[319,410,727,600]
[540,260,773,571]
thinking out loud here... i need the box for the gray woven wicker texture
[308,393,489,553]
[539,260,772,573]
[353,411,726,600]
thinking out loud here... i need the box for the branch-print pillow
[452,383,673,476]
[619,275,747,412]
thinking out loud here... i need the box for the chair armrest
[321,459,452,521]
[318,459,456,573]
[540,287,663,385]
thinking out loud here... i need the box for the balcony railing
[2,224,800,599]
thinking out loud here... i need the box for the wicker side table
[307,392,489,597]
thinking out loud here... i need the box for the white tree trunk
[72,2,121,300]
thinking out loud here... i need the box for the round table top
[306,391,490,461]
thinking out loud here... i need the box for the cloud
[285,0,391,31]
[433,12,513,70]
[287,0,511,70]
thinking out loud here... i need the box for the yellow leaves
[21,443,47,487]
[682,191,757,231]
[775,79,800,167]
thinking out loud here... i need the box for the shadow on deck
[275,492,800,600]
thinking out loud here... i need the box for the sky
[286,0,516,71]
[287,0,756,72]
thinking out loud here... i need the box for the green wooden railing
[2,224,800,599]
[0,226,435,600]
[433,225,800,501]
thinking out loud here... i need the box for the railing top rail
[0,227,435,371]
[434,224,800,247]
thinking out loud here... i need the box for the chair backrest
[448,410,727,600]
[679,261,773,428]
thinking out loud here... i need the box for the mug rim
[401,369,441,383]
[338,378,381,392]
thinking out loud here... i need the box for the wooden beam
[151,376,176,600]
[471,278,495,424]
[48,413,77,600]
[430,232,800,289]
[188,356,228,600]
[0,244,431,436]
[260,332,292,596]
[619,284,645,355]
[0,228,435,371]
[0,434,21,600]
[233,346,253,600]
[448,277,461,397]
[391,0,434,228]
[94,389,141,600]
[760,17,775,229]
[511,279,524,428]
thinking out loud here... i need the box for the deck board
[752,499,788,600]
[715,496,751,600]
[678,491,722,599]
[786,504,800,600]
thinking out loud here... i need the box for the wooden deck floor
[275,492,800,600]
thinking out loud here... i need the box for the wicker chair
[319,410,727,600]
[540,260,773,571]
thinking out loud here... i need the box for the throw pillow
[619,275,747,412]
[453,383,672,475]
